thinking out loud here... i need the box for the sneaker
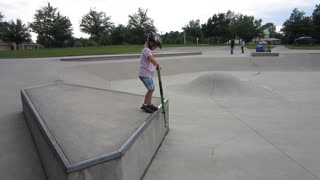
[147,104,159,111]
[141,104,154,113]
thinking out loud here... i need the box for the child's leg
[139,76,155,105]
[144,90,154,105]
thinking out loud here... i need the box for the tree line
[0,3,319,48]
[164,4,320,45]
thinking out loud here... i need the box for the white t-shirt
[138,47,155,77]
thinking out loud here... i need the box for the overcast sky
[0,0,318,40]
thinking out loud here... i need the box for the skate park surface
[1,46,320,180]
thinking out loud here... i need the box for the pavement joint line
[211,97,320,180]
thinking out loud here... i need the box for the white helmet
[148,32,162,48]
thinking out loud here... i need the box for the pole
[157,68,168,127]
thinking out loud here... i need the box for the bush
[206,37,226,44]
[86,40,97,47]
[74,41,83,47]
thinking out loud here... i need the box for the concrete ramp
[21,83,169,180]
[168,73,272,98]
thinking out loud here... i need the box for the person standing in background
[240,39,245,53]
[230,39,235,54]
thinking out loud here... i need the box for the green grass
[0,45,144,58]
[285,45,320,50]
[0,44,224,58]
[8,43,318,58]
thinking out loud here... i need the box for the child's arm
[148,55,161,69]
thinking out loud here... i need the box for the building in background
[0,40,40,51]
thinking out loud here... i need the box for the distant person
[138,32,162,113]
[256,41,264,52]
[266,41,272,52]
[230,39,235,54]
[240,39,245,53]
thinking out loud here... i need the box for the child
[138,32,162,113]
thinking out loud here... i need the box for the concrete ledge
[61,52,202,61]
[251,52,279,57]
[21,83,169,180]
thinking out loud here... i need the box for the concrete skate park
[1,46,320,180]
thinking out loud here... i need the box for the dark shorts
[139,76,155,91]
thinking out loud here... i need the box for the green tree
[0,12,6,39]
[162,31,183,44]
[281,8,313,43]
[183,19,203,44]
[51,13,73,47]
[202,12,231,43]
[30,3,73,47]
[80,9,114,45]
[261,22,277,38]
[127,8,156,44]
[2,19,31,46]
[110,24,127,45]
[0,12,3,26]
[225,11,238,39]
[312,4,320,39]
[229,14,262,43]
[201,11,262,43]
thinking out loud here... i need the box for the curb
[250,52,279,57]
[61,52,202,61]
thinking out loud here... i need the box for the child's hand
[156,64,161,70]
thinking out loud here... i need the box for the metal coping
[21,82,168,173]
[60,52,202,61]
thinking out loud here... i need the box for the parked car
[294,37,319,45]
